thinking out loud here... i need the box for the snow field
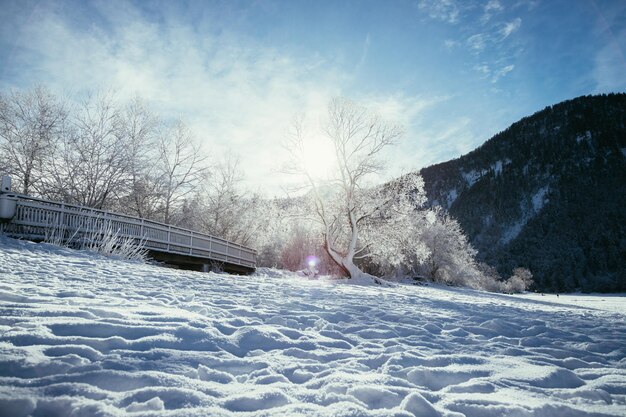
[0,237,625,416]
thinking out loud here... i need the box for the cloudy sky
[1,0,625,195]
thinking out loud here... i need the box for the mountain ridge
[419,93,626,292]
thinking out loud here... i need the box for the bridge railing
[0,193,257,269]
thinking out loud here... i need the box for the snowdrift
[0,237,624,416]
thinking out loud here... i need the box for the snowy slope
[0,237,625,417]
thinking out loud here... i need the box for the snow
[500,219,526,245]
[461,170,481,187]
[445,189,458,209]
[491,159,510,176]
[531,186,549,212]
[520,292,626,315]
[1,237,625,417]
[501,186,550,244]
[576,131,592,144]
[493,160,503,176]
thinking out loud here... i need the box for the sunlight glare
[302,136,336,180]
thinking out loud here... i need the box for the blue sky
[1,0,625,194]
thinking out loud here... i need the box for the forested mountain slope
[420,94,626,292]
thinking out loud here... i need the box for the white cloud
[363,94,455,179]
[360,93,447,126]
[459,14,521,82]
[492,64,515,83]
[467,33,487,51]
[418,0,460,24]
[473,64,491,77]
[472,62,515,83]
[500,18,522,39]
[481,0,504,23]
[485,0,504,13]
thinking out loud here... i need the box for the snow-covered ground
[0,237,625,417]
[519,293,626,315]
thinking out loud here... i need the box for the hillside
[0,237,625,416]
[420,94,626,292]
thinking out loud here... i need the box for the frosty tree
[0,86,68,195]
[197,154,262,246]
[416,208,483,287]
[285,97,411,280]
[156,119,207,224]
[47,91,130,209]
[118,96,161,219]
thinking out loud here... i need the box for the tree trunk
[324,240,381,282]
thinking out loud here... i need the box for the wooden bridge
[0,177,256,274]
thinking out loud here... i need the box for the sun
[302,136,337,180]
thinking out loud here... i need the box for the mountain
[420,94,626,292]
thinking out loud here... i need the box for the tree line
[0,85,260,245]
[0,85,531,292]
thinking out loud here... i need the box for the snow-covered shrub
[503,267,534,293]
[79,221,148,262]
[415,208,484,288]
[43,219,148,262]
[475,262,505,292]
[44,223,79,248]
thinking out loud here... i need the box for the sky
[1,0,625,195]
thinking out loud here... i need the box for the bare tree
[47,91,129,209]
[0,86,214,225]
[117,96,161,218]
[181,153,264,246]
[286,97,404,279]
[0,86,67,195]
[156,119,207,224]
[200,154,243,237]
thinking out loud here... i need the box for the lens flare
[306,255,318,268]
